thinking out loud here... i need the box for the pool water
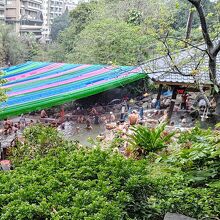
[58,121,107,146]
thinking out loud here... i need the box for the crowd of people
[149,90,219,125]
[2,115,34,136]
[0,92,191,138]
[0,99,146,151]
[1,91,218,151]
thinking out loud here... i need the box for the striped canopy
[0,61,145,119]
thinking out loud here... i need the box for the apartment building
[41,0,50,41]
[42,0,78,42]
[5,0,43,39]
[41,0,63,41]
[0,0,5,21]
[1,0,79,41]
[42,0,79,42]
[64,0,77,11]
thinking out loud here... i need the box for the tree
[57,25,77,56]
[173,0,215,31]
[0,23,26,66]
[178,0,220,113]
[184,0,220,116]
[0,23,40,66]
[53,1,100,59]
[69,1,98,34]
[186,0,219,85]
[146,0,220,115]
[66,19,149,65]
[50,11,70,41]
[53,0,181,64]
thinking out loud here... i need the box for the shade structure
[0,61,145,119]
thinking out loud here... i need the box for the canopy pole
[167,86,178,121]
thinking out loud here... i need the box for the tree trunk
[209,55,220,116]
[215,94,220,115]
[208,56,217,85]
[185,6,194,47]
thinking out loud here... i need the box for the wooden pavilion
[145,49,220,119]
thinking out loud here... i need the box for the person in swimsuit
[40,110,48,118]
[129,110,138,126]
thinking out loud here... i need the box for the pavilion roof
[145,44,220,86]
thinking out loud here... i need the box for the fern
[128,123,175,157]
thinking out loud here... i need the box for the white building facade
[42,0,78,42]
[5,0,43,39]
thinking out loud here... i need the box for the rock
[142,102,150,108]
[141,97,150,102]
[164,213,196,220]
[0,160,11,171]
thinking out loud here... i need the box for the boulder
[142,102,150,108]
[142,97,151,102]
[0,160,11,171]
[164,213,196,220]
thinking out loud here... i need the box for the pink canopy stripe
[8,66,114,97]
[8,70,139,108]
[3,64,90,89]
[131,66,142,73]
[6,63,65,82]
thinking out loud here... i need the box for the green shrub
[10,124,66,165]
[128,123,175,158]
[167,127,220,187]
[155,186,220,219]
[177,126,212,145]
[0,124,219,219]
[0,147,163,219]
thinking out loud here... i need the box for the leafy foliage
[128,123,174,157]
[0,141,159,219]
[0,23,44,66]
[126,9,143,25]
[0,124,220,219]
[66,19,149,65]
[167,126,220,187]
[49,0,183,65]
[177,125,212,145]
[10,124,66,165]
[0,71,8,103]
[69,1,98,34]
[41,0,220,77]
[50,11,70,41]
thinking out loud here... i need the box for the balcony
[20,28,42,39]
[22,0,42,4]
[20,25,42,31]
[6,3,17,9]
[20,18,43,26]
[0,15,5,20]
[25,6,41,12]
